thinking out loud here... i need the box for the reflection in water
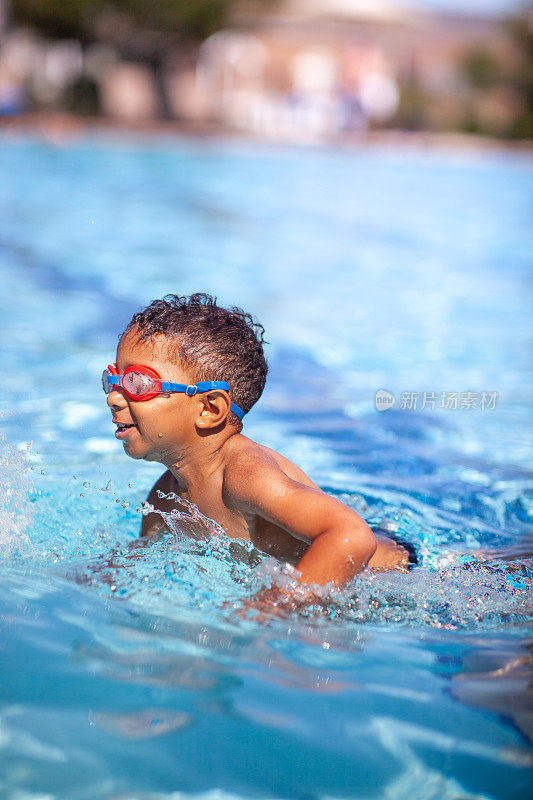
[452,643,533,745]
[93,709,191,739]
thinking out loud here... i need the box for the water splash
[335,557,533,630]
[75,496,533,631]
[138,495,229,543]
[4,459,530,632]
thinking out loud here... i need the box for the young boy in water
[103,294,411,597]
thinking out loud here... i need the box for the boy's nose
[106,388,127,410]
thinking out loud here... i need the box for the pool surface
[1,134,532,799]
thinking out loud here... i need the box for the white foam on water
[0,436,34,556]
[104,775,496,800]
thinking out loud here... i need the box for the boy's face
[106,329,198,464]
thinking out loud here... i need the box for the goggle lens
[123,370,158,397]
[102,364,161,401]
[102,368,114,394]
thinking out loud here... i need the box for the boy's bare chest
[247,514,309,564]
[186,485,308,565]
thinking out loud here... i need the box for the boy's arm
[225,458,376,588]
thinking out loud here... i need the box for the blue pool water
[1,134,532,800]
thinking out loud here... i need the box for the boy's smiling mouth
[114,421,137,439]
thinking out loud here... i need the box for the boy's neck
[166,427,239,493]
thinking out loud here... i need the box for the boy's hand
[224,455,376,588]
[224,584,321,623]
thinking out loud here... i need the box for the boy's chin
[121,435,169,464]
[124,445,162,464]
[122,441,152,461]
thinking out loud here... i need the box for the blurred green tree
[10,0,232,43]
[461,49,502,90]
[451,4,532,139]
[505,2,533,138]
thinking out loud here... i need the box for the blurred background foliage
[10,0,234,42]
[455,9,533,137]
[2,0,532,139]
[504,7,533,136]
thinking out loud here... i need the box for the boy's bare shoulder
[223,435,319,499]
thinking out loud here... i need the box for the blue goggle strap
[106,376,245,420]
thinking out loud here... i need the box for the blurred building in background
[0,0,531,140]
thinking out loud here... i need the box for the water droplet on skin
[158,433,163,438]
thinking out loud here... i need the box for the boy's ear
[195,390,232,429]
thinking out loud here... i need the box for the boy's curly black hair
[124,293,268,427]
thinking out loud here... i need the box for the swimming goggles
[102,363,245,420]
